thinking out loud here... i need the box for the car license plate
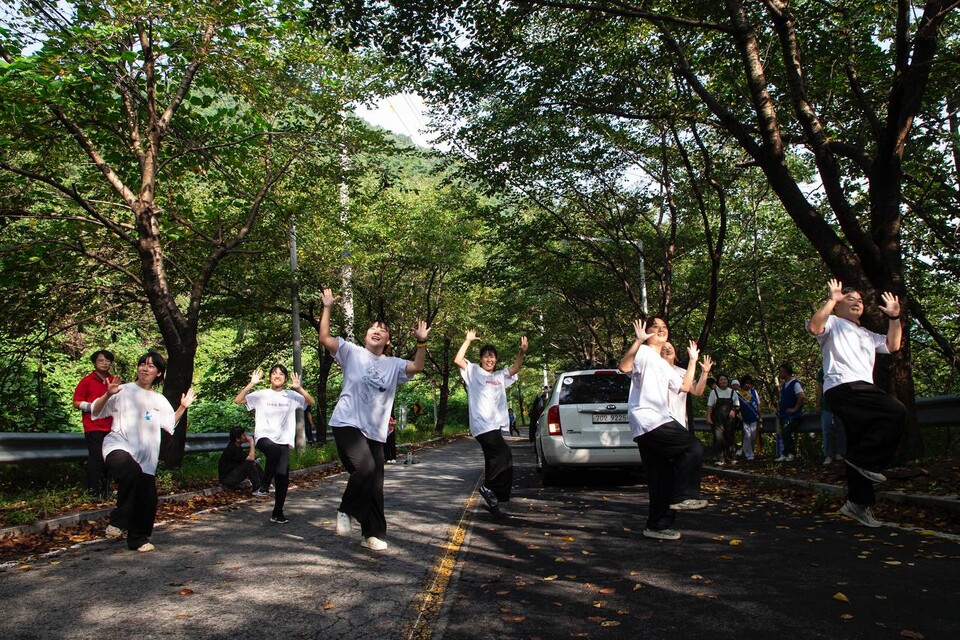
[592,413,627,423]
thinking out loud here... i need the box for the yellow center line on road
[402,479,481,640]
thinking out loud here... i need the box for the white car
[534,369,642,485]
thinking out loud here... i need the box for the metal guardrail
[690,393,960,433]
[1,395,957,464]
[0,432,231,464]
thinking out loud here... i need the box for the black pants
[635,421,704,531]
[104,450,158,549]
[825,382,906,506]
[220,460,264,490]
[256,438,290,517]
[475,429,514,502]
[333,426,386,538]
[84,430,110,494]
[384,429,398,462]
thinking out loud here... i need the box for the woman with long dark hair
[319,288,429,551]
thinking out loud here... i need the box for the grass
[0,422,469,528]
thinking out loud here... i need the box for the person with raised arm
[92,352,195,552]
[619,318,707,541]
[807,279,906,528]
[454,330,528,517]
[319,288,429,551]
[235,364,315,524]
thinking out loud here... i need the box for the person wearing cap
[735,376,761,461]
[807,278,905,528]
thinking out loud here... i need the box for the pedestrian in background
[706,374,740,465]
[776,364,805,462]
[73,349,116,498]
[218,427,263,492]
[817,366,846,465]
[735,375,761,461]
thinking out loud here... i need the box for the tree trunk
[315,347,335,446]
[434,336,452,435]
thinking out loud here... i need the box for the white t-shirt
[459,362,517,437]
[245,389,307,447]
[330,338,411,443]
[811,314,889,392]
[667,363,689,426]
[95,383,176,475]
[706,387,740,408]
[627,345,683,438]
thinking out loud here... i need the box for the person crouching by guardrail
[219,427,263,493]
[91,352,196,552]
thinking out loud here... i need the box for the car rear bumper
[540,436,643,468]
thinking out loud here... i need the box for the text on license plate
[592,413,627,423]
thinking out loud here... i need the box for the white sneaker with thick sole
[643,528,681,541]
[136,542,155,553]
[105,525,124,538]
[336,511,352,536]
[670,499,709,511]
[840,500,881,528]
[361,536,388,551]
[845,459,886,483]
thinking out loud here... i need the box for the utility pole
[289,220,305,452]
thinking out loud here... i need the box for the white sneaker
[845,459,886,483]
[774,455,787,462]
[840,500,881,528]
[643,528,681,540]
[783,454,795,462]
[336,511,352,536]
[823,457,833,465]
[135,542,155,553]
[105,525,124,538]
[670,499,709,511]
[361,536,388,551]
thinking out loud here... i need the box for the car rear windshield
[558,373,630,405]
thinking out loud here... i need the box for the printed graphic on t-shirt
[361,365,389,403]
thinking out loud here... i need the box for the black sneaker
[270,514,289,524]
[478,484,502,516]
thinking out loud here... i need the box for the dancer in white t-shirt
[319,288,430,551]
[455,330,527,517]
[92,352,196,552]
[235,364,315,524]
[807,279,906,528]
[619,318,707,541]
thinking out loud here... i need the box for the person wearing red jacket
[73,350,116,497]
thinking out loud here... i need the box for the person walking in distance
[807,279,906,527]
[776,364,805,462]
[73,350,116,499]
[735,375,761,461]
[454,330,528,517]
[235,364,315,524]
[620,318,708,541]
[706,374,740,465]
[319,288,430,551]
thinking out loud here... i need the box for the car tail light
[546,405,562,436]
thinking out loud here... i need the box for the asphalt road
[1,435,957,640]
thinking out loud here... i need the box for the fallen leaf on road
[900,630,925,639]
[691,574,703,580]
[598,588,615,594]
[18,565,31,571]
[833,592,850,603]
[178,588,194,596]
[841,614,854,620]
[176,614,192,619]
[544,575,558,581]
[593,601,606,608]
[729,539,742,546]
[323,602,335,610]
[633,584,643,591]
[502,616,526,623]
[884,560,902,566]
[600,621,621,627]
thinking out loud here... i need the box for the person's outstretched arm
[880,291,903,352]
[507,336,528,377]
[808,278,844,335]
[619,320,650,374]
[234,369,262,404]
[405,320,431,375]
[454,330,478,371]
[319,288,341,355]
